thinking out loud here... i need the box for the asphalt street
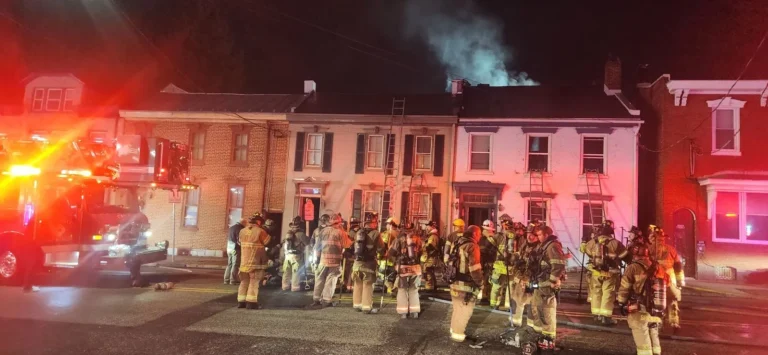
[0,267,766,355]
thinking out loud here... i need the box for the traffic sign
[169,189,182,204]
[304,198,315,221]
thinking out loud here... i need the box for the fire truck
[0,133,195,285]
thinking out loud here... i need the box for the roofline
[614,93,641,116]
[287,113,456,125]
[458,117,642,124]
[666,79,768,107]
[119,110,288,123]
[21,73,84,85]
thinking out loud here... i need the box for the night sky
[1,0,768,104]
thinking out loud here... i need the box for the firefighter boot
[602,316,618,326]
[246,302,262,310]
[237,302,247,309]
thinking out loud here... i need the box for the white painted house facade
[451,74,642,267]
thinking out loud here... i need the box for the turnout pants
[589,273,619,318]
[480,267,492,302]
[282,254,302,291]
[237,270,265,303]
[396,275,421,314]
[489,272,511,308]
[352,270,376,311]
[666,269,682,328]
[530,287,558,339]
[510,281,534,327]
[628,311,662,355]
[224,249,240,284]
[450,293,476,342]
[313,264,341,303]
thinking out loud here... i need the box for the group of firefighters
[224,210,684,354]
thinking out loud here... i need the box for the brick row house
[283,82,457,236]
[637,73,768,281]
[451,60,643,267]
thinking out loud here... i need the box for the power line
[639,27,768,154]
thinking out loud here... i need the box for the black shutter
[352,189,363,220]
[382,190,391,222]
[403,134,414,176]
[401,191,410,223]
[431,193,441,227]
[433,135,445,177]
[322,132,334,173]
[294,132,305,172]
[355,134,365,174]
[385,134,396,175]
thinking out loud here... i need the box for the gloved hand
[618,303,628,316]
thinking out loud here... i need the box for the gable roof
[459,85,638,119]
[294,92,456,116]
[126,92,307,113]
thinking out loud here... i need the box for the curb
[427,297,768,349]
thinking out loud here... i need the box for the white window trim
[580,134,608,176]
[414,135,434,172]
[304,133,324,168]
[708,97,745,156]
[710,189,768,245]
[526,134,552,172]
[411,192,431,219]
[226,185,246,228]
[363,190,383,216]
[366,134,385,170]
[63,88,76,111]
[183,188,201,228]
[45,88,63,112]
[468,133,493,173]
[32,88,45,112]
[525,198,550,225]
[581,202,605,236]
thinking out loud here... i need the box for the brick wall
[123,120,288,253]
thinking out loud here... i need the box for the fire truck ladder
[528,169,546,223]
[379,97,406,223]
[577,169,606,302]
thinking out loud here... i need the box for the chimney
[304,80,317,94]
[451,79,468,97]
[604,55,622,94]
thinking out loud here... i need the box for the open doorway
[466,207,491,227]
[672,208,696,278]
[303,197,321,237]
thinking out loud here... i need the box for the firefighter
[444,218,465,264]
[529,225,566,351]
[648,226,684,331]
[626,226,647,260]
[237,213,272,310]
[225,218,246,285]
[342,217,361,293]
[281,218,306,292]
[489,219,514,310]
[584,222,628,325]
[618,244,666,355]
[390,230,423,318]
[305,215,328,282]
[448,225,485,343]
[307,214,351,309]
[478,219,497,305]
[351,214,384,313]
[421,223,440,293]
[378,217,400,295]
[510,223,540,328]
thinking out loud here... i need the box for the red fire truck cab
[0,134,194,285]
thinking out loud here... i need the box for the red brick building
[637,75,768,281]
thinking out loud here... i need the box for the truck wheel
[0,249,22,285]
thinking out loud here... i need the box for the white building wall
[453,125,639,268]
[283,121,455,235]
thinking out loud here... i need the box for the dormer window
[31,88,76,112]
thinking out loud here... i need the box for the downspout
[261,121,272,212]
[632,125,640,226]
[446,122,457,230]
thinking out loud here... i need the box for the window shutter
[355,134,365,174]
[403,135,414,176]
[382,190,391,222]
[352,189,363,220]
[431,193,441,227]
[433,134,445,177]
[401,191,410,223]
[322,132,334,173]
[294,132,305,172]
[385,134,396,175]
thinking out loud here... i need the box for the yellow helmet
[452,218,465,227]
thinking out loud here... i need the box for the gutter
[262,122,273,212]
[447,122,457,228]
[459,118,643,125]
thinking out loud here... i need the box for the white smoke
[403,0,537,89]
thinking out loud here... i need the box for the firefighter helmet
[290,216,302,227]
[500,219,513,230]
[330,213,343,226]
[386,217,399,227]
[249,212,265,224]
[364,212,379,224]
[319,214,331,226]
[264,219,275,228]
[426,220,438,228]
[452,218,465,227]
[403,222,415,231]
[482,220,495,231]
[427,227,438,235]
[349,217,361,226]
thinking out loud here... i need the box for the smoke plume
[404,0,537,89]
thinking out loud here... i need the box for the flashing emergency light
[61,169,93,177]
[725,213,737,217]
[7,165,41,176]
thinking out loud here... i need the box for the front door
[467,207,490,227]
[672,209,696,277]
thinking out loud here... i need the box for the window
[363,191,382,218]
[708,97,744,156]
[527,200,548,223]
[183,189,200,227]
[415,136,433,170]
[527,136,549,172]
[32,89,45,111]
[582,203,604,240]
[45,88,62,111]
[63,89,76,111]
[411,192,431,220]
[191,132,206,161]
[582,136,605,174]
[714,191,768,244]
[227,186,245,227]
[469,134,491,170]
[305,133,323,167]
[233,133,248,162]
[366,135,384,169]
